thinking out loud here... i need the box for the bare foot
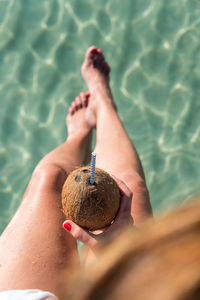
[81,46,110,91]
[66,92,93,165]
[81,46,117,127]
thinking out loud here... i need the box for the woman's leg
[0,92,92,299]
[82,47,153,226]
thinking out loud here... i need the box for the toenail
[86,92,90,98]
[91,48,98,54]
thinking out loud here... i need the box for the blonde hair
[67,197,200,300]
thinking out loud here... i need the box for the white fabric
[0,289,57,300]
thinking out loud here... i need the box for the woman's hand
[62,176,133,251]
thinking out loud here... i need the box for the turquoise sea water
[0,0,200,234]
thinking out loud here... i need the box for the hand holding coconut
[62,152,133,249]
[62,173,133,250]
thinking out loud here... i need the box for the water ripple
[0,0,200,233]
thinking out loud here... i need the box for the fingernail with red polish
[97,48,102,53]
[63,222,72,232]
[86,92,90,98]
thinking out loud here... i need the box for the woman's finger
[63,220,97,249]
[117,192,132,217]
[111,174,133,198]
[111,175,132,216]
[110,175,133,226]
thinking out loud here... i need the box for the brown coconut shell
[62,167,120,231]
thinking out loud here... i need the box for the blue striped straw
[90,152,96,184]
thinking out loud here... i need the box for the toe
[93,51,104,63]
[97,49,105,60]
[75,96,82,109]
[72,100,76,108]
[84,46,98,63]
[80,91,88,107]
[80,91,86,98]
[105,64,110,75]
[68,100,75,115]
[97,59,106,74]
[80,91,86,102]
[71,101,76,112]
[69,106,74,115]
[85,92,90,107]
[93,53,104,67]
[84,46,105,65]
[103,62,110,76]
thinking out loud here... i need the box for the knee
[118,170,148,192]
[118,171,151,206]
[32,163,67,191]
[131,174,149,195]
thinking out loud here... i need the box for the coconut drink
[61,166,120,231]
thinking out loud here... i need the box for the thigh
[0,164,79,298]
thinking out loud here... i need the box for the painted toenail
[91,48,98,54]
[86,92,90,98]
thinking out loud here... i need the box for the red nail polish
[91,48,98,54]
[86,92,90,98]
[63,222,72,232]
[97,48,102,53]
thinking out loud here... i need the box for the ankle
[66,129,90,143]
[89,78,110,94]
[94,95,116,112]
